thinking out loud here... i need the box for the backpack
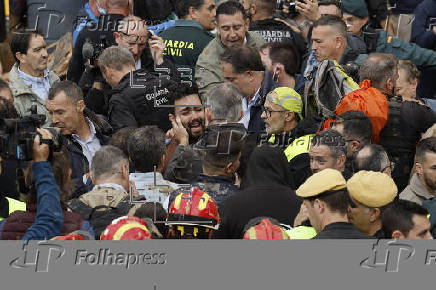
[85,198,134,239]
[321,80,389,144]
[303,60,359,125]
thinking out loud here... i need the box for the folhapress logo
[360,240,415,272]
[9,241,65,272]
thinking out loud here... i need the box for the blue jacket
[21,162,63,240]
[391,0,424,14]
[0,162,95,240]
[411,0,436,49]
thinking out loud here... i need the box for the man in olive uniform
[159,0,216,82]
[340,0,436,69]
[347,170,397,239]
[296,168,370,239]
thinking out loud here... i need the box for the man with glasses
[114,15,169,70]
[261,87,317,189]
[347,170,397,238]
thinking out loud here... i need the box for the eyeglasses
[261,106,288,118]
[381,161,395,172]
[120,32,147,44]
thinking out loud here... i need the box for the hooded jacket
[267,116,318,189]
[213,146,302,239]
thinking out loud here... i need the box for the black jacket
[314,222,371,239]
[64,111,111,198]
[249,18,306,57]
[380,98,436,191]
[108,68,179,133]
[213,146,302,239]
[68,14,124,83]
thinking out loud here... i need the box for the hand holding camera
[295,0,321,22]
[32,128,53,162]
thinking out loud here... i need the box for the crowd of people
[1,0,436,240]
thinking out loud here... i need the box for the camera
[82,35,110,66]
[0,105,63,161]
[276,0,303,19]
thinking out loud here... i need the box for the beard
[185,117,205,143]
[423,172,436,191]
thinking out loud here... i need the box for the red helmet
[51,230,94,240]
[100,216,152,240]
[168,187,220,229]
[242,217,290,240]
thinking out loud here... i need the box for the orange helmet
[100,216,152,240]
[168,187,220,230]
[242,217,290,240]
[51,230,94,240]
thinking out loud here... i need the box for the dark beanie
[341,0,369,18]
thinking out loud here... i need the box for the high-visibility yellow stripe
[4,0,9,16]
[198,193,211,210]
[113,223,149,240]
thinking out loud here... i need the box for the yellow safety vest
[269,134,314,162]
[286,226,317,240]
[0,197,26,221]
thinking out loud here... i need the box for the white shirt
[239,87,261,129]
[135,58,142,70]
[72,118,102,168]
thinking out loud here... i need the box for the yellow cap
[296,169,346,198]
[267,87,303,120]
[347,171,397,208]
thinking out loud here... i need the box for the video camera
[82,35,110,66]
[0,105,62,161]
[276,0,303,19]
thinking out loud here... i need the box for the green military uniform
[342,0,436,68]
[159,20,214,82]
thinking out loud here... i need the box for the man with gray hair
[359,53,436,191]
[67,145,142,235]
[98,46,178,132]
[353,145,393,176]
[205,82,243,124]
[309,129,350,179]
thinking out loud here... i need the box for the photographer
[67,0,132,84]
[0,129,63,240]
[46,81,111,198]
